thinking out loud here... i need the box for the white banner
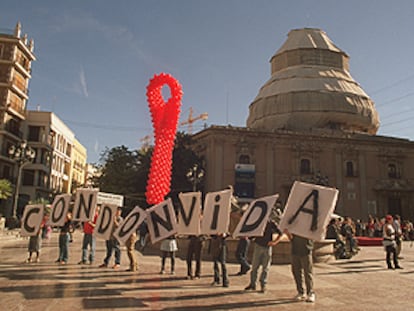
[279,181,338,241]
[201,189,232,235]
[177,192,202,235]
[233,194,279,238]
[97,191,124,207]
[20,204,44,237]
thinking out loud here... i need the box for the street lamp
[8,140,36,220]
[186,164,204,192]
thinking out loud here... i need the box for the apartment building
[25,110,76,201]
[71,138,87,189]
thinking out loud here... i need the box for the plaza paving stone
[0,230,413,310]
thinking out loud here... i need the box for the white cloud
[79,66,88,98]
[71,66,89,98]
[50,11,150,64]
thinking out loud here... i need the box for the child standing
[160,235,178,275]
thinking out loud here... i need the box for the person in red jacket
[78,205,100,265]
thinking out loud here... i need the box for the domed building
[192,28,414,221]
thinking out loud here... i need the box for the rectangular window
[22,169,35,186]
[28,126,40,142]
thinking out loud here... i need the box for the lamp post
[186,164,204,192]
[8,140,36,220]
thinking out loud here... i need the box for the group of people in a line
[155,219,316,303]
[24,204,316,303]
[25,201,411,305]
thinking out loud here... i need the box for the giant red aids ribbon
[145,73,182,204]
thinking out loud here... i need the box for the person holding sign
[55,212,73,265]
[99,207,123,269]
[235,236,251,275]
[209,233,229,288]
[26,214,48,263]
[284,229,315,303]
[78,205,100,265]
[159,235,178,275]
[186,235,204,279]
[244,219,282,293]
[125,231,138,272]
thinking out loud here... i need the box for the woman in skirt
[160,235,178,275]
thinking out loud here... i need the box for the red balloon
[145,73,183,205]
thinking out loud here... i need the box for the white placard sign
[233,194,279,238]
[146,198,178,244]
[49,194,71,227]
[21,204,44,237]
[201,189,232,235]
[279,181,339,241]
[113,205,146,245]
[94,204,119,241]
[177,192,202,235]
[73,188,98,222]
[97,191,124,207]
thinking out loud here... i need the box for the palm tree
[0,179,12,200]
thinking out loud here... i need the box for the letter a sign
[279,181,338,241]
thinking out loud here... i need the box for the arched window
[239,154,250,164]
[300,159,311,175]
[388,164,398,179]
[346,161,354,177]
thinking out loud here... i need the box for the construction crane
[180,107,208,134]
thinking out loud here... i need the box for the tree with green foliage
[0,179,12,200]
[92,132,204,209]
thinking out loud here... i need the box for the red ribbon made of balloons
[145,73,183,205]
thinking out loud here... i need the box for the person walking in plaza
[78,205,100,265]
[99,207,123,269]
[235,236,251,275]
[284,229,316,303]
[186,235,204,279]
[56,212,73,265]
[209,233,229,287]
[383,214,402,270]
[159,235,178,275]
[244,219,283,293]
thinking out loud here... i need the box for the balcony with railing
[8,99,26,116]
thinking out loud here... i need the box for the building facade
[71,138,87,189]
[193,29,414,222]
[26,111,76,199]
[0,23,92,220]
[0,23,36,216]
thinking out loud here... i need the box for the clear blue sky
[3,0,414,163]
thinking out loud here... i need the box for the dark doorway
[388,196,401,216]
